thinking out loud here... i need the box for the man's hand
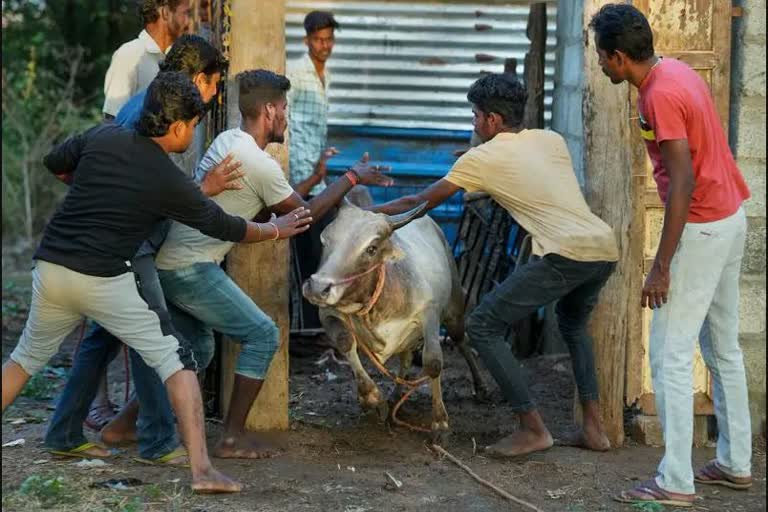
[271,207,313,239]
[313,147,339,182]
[350,152,394,187]
[200,154,244,197]
[642,263,671,309]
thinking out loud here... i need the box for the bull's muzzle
[302,275,338,306]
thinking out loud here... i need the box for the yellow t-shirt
[445,130,619,263]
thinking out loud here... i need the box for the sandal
[614,478,695,508]
[49,441,112,459]
[695,459,753,490]
[84,402,118,432]
[134,447,189,467]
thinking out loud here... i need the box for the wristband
[345,170,359,186]
[268,222,279,240]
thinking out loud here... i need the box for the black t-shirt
[35,123,247,277]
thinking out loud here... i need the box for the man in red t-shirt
[590,4,753,507]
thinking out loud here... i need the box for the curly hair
[138,0,185,26]
[159,34,227,78]
[467,74,527,128]
[237,69,291,119]
[589,4,654,61]
[137,71,205,137]
[304,10,339,35]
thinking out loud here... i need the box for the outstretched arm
[368,179,461,216]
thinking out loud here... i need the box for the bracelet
[345,170,359,186]
[268,222,279,240]
[255,223,262,241]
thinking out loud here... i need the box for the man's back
[38,124,245,277]
[156,128,294,270]
[103,30,165,117]
[446,130,618,263]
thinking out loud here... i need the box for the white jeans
[11,260,185,383]
[651,207,752,494]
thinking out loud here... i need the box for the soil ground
[2,269,765,512]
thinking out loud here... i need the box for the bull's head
[302,200,428,309]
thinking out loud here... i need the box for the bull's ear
[386,201,429,230]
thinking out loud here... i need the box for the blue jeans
[466,253,615,412]
[44,254,212,460]
[158,262,280,381]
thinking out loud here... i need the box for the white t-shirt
[102,30,166,116]
[155,128,295,269]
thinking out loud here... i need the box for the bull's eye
[366,245,377,256]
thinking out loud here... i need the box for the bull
[302,201,486,440]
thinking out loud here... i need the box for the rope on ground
[430,444,546,512]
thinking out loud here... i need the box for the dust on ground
[2,272,766,512]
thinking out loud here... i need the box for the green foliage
[18,475,77,508]
[19,371,57,400]
[1,0,140,243]
[631,502,666,512]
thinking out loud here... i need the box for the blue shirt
[115,90,146,129]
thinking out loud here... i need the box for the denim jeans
[158,262,280,381]
[466,253,615,412]
[44,254,211,460]
[651,207,751,494]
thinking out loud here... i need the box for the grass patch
[19,371,57,400]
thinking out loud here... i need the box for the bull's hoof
[430,421,450,445]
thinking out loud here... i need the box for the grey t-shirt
[155,128,294,270]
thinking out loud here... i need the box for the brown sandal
[614,478,695,508]
[695,459,753,490]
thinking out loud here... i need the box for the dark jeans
[44,254,205,459]
[466,253,615,412]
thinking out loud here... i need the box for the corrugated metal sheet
[286,1,558,131]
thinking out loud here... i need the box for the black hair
[467,74,527,128]
[137,71,205,137]
[159,34,227,78]
[138,0,185,25]
[304,10,339,36]
[237,69,291,119]
[589,4,655,61]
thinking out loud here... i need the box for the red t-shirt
[638,58,750,223]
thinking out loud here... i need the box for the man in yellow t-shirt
[371,74,619,458]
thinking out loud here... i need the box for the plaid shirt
[287,54,330,195]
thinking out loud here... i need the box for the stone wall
[730,0,767,435]
[551,0,585,185]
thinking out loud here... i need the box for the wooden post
[523,3,547,130]
[579,1,636,448]
[220,0,290,431]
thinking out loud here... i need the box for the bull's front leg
[321,314,388,421]
[421,312,449,443]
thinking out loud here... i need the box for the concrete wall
[550,0,585,185]
[729,0,767,435]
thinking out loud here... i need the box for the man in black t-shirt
[1,72,311,494]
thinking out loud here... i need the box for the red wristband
[345,170,359,186]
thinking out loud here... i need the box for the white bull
[302,201,486,440]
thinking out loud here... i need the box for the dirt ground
[2,271,766,512]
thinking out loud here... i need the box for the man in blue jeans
[44,35,240,463]
[370,73,620,458]
[154,69,392,458]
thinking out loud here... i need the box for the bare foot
[485,429,554,458]
[85,403,117,432]
[191,467,242,494]
[559,424,611,452]
[213,434,281,459]
[101,419,138,446]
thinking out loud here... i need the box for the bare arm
[293,147,338,197]
[272,152,393,220]
[643,139,695,309]
[368,179,461,216]
[241,207,312,242]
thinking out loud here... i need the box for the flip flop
[614,478,695,508]
[49,441,112,459]
[695,459,753,490]
[133,447,189,467]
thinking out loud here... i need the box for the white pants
[651,207,752,494]
[10,260,185,383]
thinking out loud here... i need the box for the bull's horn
[387,201,429,230]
